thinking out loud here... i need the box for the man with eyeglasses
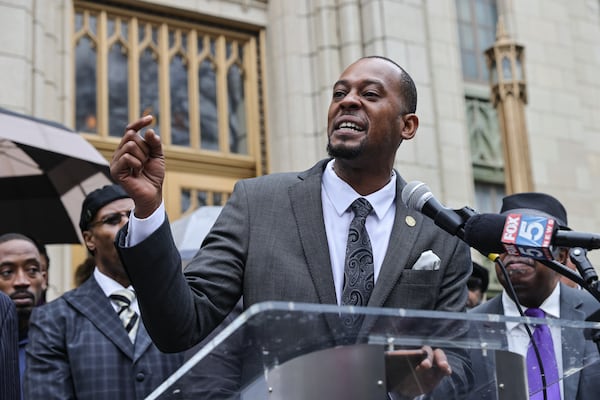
[24,184,183,399]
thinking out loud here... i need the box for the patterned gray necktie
[341,198,374,333]
[109,289,139,343]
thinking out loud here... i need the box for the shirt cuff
[126,201,166,247]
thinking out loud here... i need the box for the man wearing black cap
[469,192,600,400]
[24,184,183,399]
[466,262,489,309]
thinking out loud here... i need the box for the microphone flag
[501,213,555,260]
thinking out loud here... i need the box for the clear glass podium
[146,302,600,400]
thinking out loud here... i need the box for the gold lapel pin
[405,216,416,227]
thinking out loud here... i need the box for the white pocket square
[412,250,441,271]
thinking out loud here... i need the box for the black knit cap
[500,192,569,230]
[469,262,489,292]
[79,184,131,232]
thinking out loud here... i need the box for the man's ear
[400,113,419,140]
[40,269,48,290]
[556,247,569,264]
[82,231,95,253]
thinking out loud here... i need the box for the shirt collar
[93,267,133,297]
[502,283,561,331]
[322,159,396,219]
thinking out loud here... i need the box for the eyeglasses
[88,211,131,229]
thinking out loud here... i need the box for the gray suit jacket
[469,283,600,400]
[24,276,183,400]
[117,158,473,396]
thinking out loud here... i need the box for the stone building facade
[1,0,599,296]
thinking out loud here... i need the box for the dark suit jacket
[117,158,473,396]
[0,291,20,400]
[24,276,183,400]
[468,283,600,400]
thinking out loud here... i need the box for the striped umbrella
[0,107,114,244]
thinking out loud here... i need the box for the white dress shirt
[127,202,165,248]
[501,284,564,398]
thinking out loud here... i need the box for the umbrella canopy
[0,107,114,244]
[171,206,223,261]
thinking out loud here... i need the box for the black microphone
[463,213,600,256]
[556,231,600,250]
[401,181,474,239]
[462,214,507,254]
[465,214,600,304]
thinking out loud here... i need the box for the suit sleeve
[24,304,75,400]
[116,180,249,353]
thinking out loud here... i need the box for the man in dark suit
[111,56,473,398]
[470,192,600,400]
[0,233,46,400]
[0,290,20,400]
[25,185,183,399]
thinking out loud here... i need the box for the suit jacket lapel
[489,295,506,315]
[133,322,153,362]
[489,296,510,348]
[368,175,423,308]
[63,277,135,360]
[289,160,341,339]
[289,160,337,306]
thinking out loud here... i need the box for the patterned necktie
[110,289,139,343]
[525,308,561,400]
[341,198,374,333]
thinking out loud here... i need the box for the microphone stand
[565,247,600,356]
[569,247,600,292]
[535,256,600,303]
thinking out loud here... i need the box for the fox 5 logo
[501,214,555,259]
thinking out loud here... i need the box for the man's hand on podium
[386,346,452,398]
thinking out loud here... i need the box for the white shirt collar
[93,267,134,297]
[502,282,561,331]
[322,159,396,220]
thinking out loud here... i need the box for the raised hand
[110,115,165,218]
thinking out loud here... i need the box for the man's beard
[326,140,364,159]
[16,307,32,339]
[16,307,32,321]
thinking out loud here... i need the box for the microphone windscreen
[401,181,430,211]
[463,213,507,254]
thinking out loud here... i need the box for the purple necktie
[525,308,561,400]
